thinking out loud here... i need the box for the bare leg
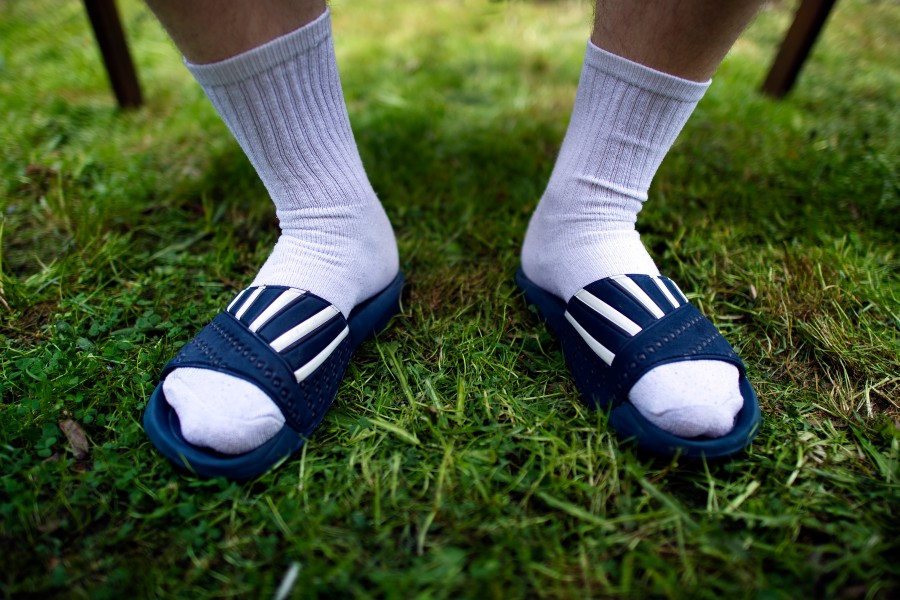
[142,1,399,461]
[145,0,325,63]
[522,1,764,443]
[592,0,765,82]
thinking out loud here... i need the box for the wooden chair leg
[83,0,143,108]
[762,0,838,98]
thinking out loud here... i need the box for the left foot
[521,41,744,440]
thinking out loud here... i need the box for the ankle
[522,215,658,301]
[253,201,398,317]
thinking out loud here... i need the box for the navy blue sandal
[144,272,404,479]
[516,268,761,458]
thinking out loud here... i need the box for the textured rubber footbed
[143,271,405,479]
[515,267,761,459]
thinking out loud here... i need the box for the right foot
[153,10,399,456]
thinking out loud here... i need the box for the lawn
[1,0,898,597]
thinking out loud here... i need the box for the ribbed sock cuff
[585,40,710,102]
[185,8,331,87]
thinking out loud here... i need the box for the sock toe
[628,361,743,439]
[645,403,738,439]
[163,368,286,455]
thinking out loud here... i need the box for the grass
[1,0,898,597]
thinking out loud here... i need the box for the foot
[157,10,399,456]
[521,219,742,439]
[520,40,741,439]
[516,267,759,457]
[144,273,405,478]
[163,206,398,455]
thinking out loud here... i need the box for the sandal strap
[161,286,353,434]
[564,274,743,408]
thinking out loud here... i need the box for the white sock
[522,42,742,438]
[163,9,398,454]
